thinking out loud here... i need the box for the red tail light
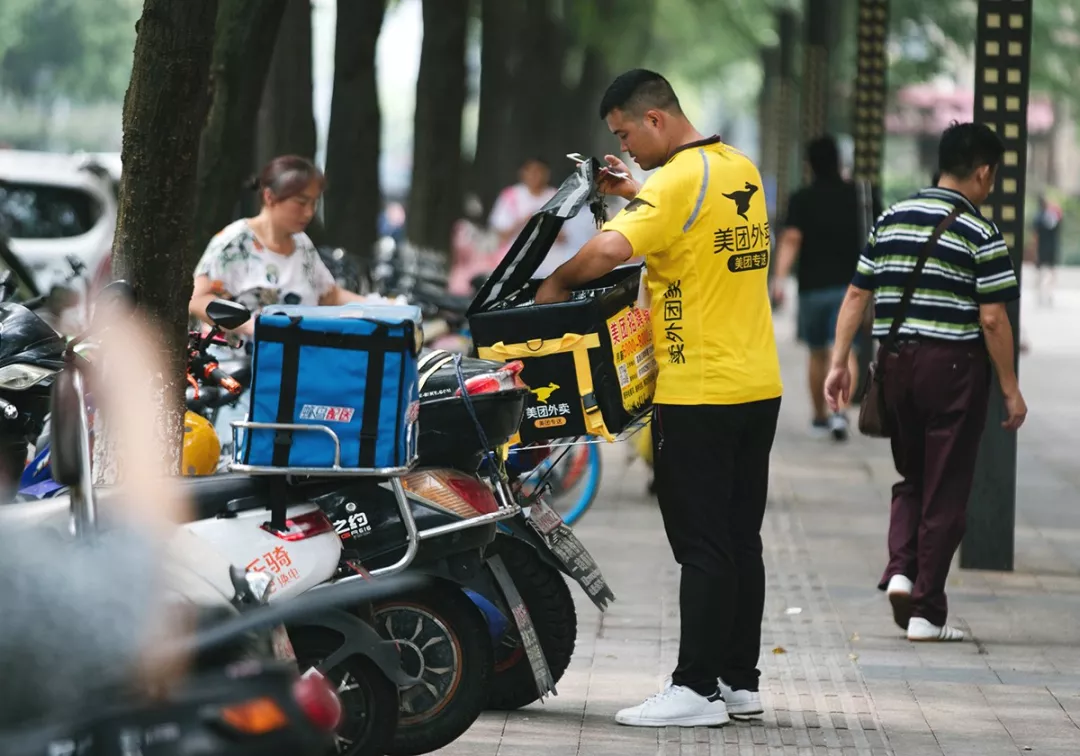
[262,510,335,541]
[455,360,527,397]
[402,469,499,517]
[293,671,342,732]
[443,472,499,515]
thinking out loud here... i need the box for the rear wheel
[486,535,577,710]
[372,584,493,756]
[290,626,400,756]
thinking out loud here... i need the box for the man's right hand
[598,155,639,200]
[1002,388,1028,431]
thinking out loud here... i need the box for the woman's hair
[245,155,325,204]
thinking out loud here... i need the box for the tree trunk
[407,0,468,258]
[473,0,525,217]
[194,0,287,257]
[323,0,386,269]
[509,0,569,172]
[109,0,219,477]
[256,0,317,167]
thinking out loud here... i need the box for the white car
[0,149,117,297]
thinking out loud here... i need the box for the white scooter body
[183,503,342,602]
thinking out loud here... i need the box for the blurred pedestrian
[1028,193,1063,306]
[536,68,782,728]
[824,122,1027,642]
[771,135,868,441]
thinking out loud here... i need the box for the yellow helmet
[182,411,221,476]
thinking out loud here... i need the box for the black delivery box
[467,157,657,444]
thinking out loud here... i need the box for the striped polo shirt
[850,187,1019,341]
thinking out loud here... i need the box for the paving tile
[437,295,1080,754]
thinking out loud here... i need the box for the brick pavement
[437,270,1080,755]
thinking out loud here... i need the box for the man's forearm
[551,232,632,290]
[830,286,872,367]
[983,320,1019,395]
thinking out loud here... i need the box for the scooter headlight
[0,364,57,390]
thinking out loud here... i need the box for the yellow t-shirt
[603,137,783,406]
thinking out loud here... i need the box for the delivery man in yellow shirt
[536,69,783,728]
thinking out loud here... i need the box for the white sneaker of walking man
[615,684,730,728]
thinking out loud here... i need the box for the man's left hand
[824,364,852,412]
[535,277,571,305]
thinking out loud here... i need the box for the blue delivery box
[240,304,422,471]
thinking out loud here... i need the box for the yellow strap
[477,332,601,361]
[571,346,615,442]
[479,332,614,442]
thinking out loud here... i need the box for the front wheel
[486,535,577,711]
[290,626,400,756]
[372,583,494,756]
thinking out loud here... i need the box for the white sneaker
[828,412,849,441]
[615,684,730,727]
[886,574,913,630]
[907,617,965,642]
[718,678,763,718]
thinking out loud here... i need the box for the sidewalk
[438,269,1080,756]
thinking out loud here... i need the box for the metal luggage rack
[228,421,520,580]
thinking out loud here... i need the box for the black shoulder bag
[857,207,961,438]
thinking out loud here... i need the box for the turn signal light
[219,697,288,734]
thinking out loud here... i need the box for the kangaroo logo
[531,382,560,404]
[723,181,759,221]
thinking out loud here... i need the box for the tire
[290,626,400,756]
[372,583,493,756]
[486,535,577,711]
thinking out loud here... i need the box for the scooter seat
[181,474,271,522]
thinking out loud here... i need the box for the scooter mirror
[205,299,252,331]
[92,280,137,328]
[0,270,14,302]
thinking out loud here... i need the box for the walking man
[772,135,872,440]
[824,122,1027,642]
[535,69,783,726]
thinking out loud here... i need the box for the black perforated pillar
[962,0,1032,572]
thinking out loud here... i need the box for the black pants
[652,398,781,695]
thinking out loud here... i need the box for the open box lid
[467,156,604,316]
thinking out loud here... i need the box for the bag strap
[881,207,962,354]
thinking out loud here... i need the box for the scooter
[0,321,430,756]
[17,284,419,756]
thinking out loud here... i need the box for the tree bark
[509,0,569,172]
[256,0,317,167]
[407,0,468,258]
[473,0,525,217]
[194,0,287,257]
[323,0,386,268]
[110,0,219,476]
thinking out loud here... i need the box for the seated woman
[190,154,370,334]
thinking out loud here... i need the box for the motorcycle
[0,329,431,756]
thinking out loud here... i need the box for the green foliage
[0,0,140,103]
[889,0,1080,106]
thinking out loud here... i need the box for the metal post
[851,0,889,397]
[961,0,1032,572]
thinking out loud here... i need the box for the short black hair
[937,122,1005,180]
[807,135,840,179]
[599,69,682,120]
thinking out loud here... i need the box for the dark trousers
[877,340,990,627]
[652,398,781,695]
